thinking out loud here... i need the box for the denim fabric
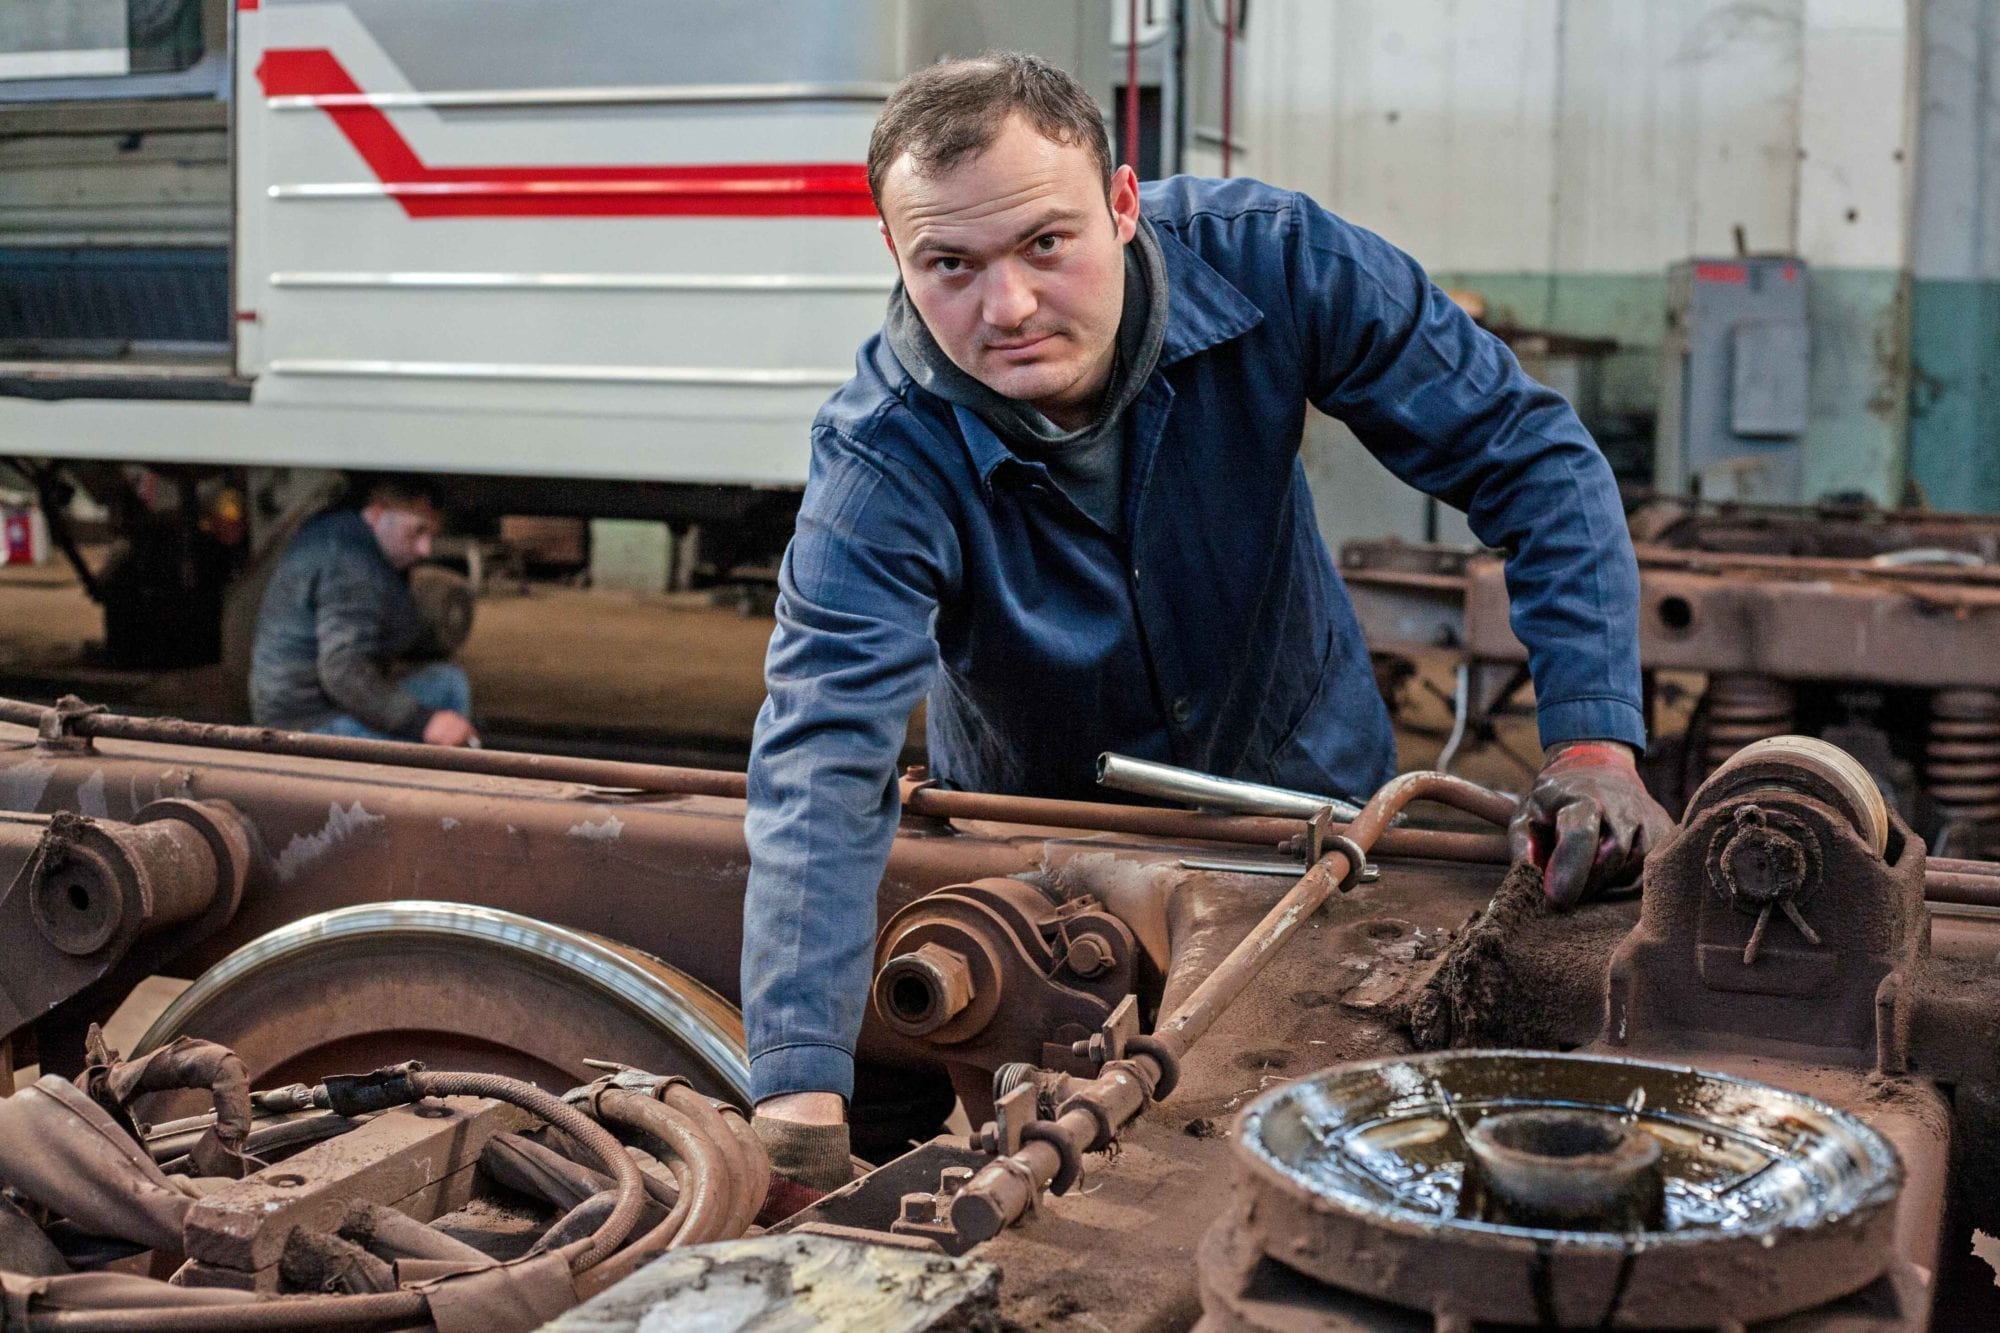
[311,662,471,740]
[250,510,434,738]
[742,176,1646,1102]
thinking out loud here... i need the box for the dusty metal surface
[3,696,2000,1328]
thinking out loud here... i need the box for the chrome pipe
[1095,753,1364,822]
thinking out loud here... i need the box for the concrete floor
[0,553,1534,779]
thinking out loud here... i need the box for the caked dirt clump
[1406,863,1638,1051]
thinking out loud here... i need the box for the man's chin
[971,362,1078,409]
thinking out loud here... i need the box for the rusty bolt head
[1064,932,1114,978]
[1717,806,1810,908]
[898,1192,939,1225]
[874,942,976,1037]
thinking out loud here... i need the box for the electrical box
[1656,257,1810,502]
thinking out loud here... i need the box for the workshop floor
[0,552,1539,783]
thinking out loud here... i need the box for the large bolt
[1064,932,1114,978]
[1717,806,1809,908]
[874,942,977,1037]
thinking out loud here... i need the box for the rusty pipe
[0,697,1534,865]
[950,771,1515,1243]
[1158,772,1513,1057]
[0,696,751,799]
[874,942,978,1037]
[25,1291,431,1333]
[1924,871,2000,909]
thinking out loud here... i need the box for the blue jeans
[312,662,472,740]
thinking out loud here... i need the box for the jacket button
[1171,696,1192,724]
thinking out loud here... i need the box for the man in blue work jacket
[743,54,1672,1188]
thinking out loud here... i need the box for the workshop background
[1209,0,1998,543]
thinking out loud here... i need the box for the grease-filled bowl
[1223,1050,1902,1328]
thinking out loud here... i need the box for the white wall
[1197,0,1919,532]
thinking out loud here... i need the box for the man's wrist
[1543,738,1638,768]
[756,1090,846,1126]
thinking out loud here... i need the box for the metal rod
[1096,752,1364,820]
[950,770,1516,1242]
[1923,871,2000,909]
[1154,772,1513,1056]
[0,697,751,798]
[0,697,1528,863]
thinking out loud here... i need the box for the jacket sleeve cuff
[749,1042,855,1105]
[1536,696,1647,754]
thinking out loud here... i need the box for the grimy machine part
[3,698,1999,1330]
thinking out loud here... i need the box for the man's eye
[1031,234,1063,255]
[932,256,966,274]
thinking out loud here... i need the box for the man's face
[363,500,439,570]
[879,115,1140,428]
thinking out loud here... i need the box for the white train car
[0,0,1109,656]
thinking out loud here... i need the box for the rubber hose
[409,1070,646,1273]
[658,1085,760,1237]
[572,1155,698,1299]
[592,1089,733,1246]
[28,1291,428,1332]
[713,1101,771,1227]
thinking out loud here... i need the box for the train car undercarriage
[3,697,2000,1329]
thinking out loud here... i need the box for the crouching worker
[250,474,478,747]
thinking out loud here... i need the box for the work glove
[1509,740,1675,909]
[751,1115,856,1195]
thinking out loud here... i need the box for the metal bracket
[1069,993,1141,1068]
[968,1081,1037,1156]
[36,695,102,752]
[889,1164,976,1246]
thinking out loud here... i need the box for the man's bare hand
[422,710,479,747]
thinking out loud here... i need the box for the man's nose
[980,263,1037,331]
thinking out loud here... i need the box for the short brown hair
[867,52,1112,211]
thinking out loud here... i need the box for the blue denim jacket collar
[950,225,1266,495]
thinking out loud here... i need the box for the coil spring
[1702,674,1795,776]
[1926,689,2000,825]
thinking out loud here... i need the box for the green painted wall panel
[1908,277,2000,512]
[1802,267,1907,505]
[1426,267,1909,505]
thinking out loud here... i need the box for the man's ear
[1108,164,1140,245]
[879,219,899,266]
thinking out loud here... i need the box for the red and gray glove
[1509,740,1675,909]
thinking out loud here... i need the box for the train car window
[0,0,204,82]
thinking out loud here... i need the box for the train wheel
[134,900,749,1113]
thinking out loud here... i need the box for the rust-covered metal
[3,694,2000,1329]
[1342,505,2000,853]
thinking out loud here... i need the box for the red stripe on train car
[254,48,878,219]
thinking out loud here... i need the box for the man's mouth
[987,333,1056,356]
